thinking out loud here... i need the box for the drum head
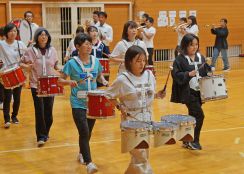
[120,120,149,129]
[19,20,31,46]
[88,90,105,96]
[161,114,196,125]
[152,121,177,131]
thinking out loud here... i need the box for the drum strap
[92,40,102,58]
[73,56,96,91]
[17,41,22,58]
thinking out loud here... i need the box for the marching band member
[22,27,59,146]
[171,33,212,150]
[87,25,110,87]
[174,17,187,58]
[0,23,27,128]
[105,45,165,174]
[64,26,85,62]
[23,11,39,47]
[96,11,113,50]
[110,21,148,75]
[185,15,199,36]
[59,33,108,174]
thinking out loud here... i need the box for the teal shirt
[62,56,103,109]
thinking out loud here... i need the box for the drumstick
[162,66,173,92]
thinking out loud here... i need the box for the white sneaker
[77,153,85,165]
[0,102,3,110]
[37,140,45,147]
[4,122,11,128]
[86,162,98,174]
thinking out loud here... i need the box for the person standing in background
[174,17,187,58]
[210,18,230,71]
[185,15,199,36]
[23,11,39,47]
[139,17,156,65]
[96,11,113,51]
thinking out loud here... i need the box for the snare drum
[0,65,26,89]
[161,114,196,142]
[87,90,115,119]
[37,75,64,97]
[120,120,151,153]
[99,58,110,76]
[145,65,156,76]
[199,75,228,102]
[152,121,177,147]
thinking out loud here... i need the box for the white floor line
[0,126,243,154]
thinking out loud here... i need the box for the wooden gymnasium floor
[0,57,243,174]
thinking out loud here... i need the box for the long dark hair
[187,15,197,27]
[180,33,199,55]
[121,21,138,41]
[124,45,147,74]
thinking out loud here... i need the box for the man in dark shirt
[210,18,230,71]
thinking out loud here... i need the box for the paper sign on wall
[158,16,168,27]
[159,11,167,17]
[179,11,187,18]
[169,11,176,18]
[189,10,197,17]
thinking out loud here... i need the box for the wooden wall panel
[0,3,7,26]
[104,4,129,50]
[133,0,244,54]
[11,4,42,26]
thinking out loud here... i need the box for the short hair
[122,21,138,41]
[221,18,228,24]
[124,45,147,74]
[180,17,187,23]
[0,27,4,37]
[87,26,98,33]
[147,17,154,24]
[93,10,99,15]
[98,11,107,18]
[3,23,18,39]
[74,33,92,47]
[142,13,149,19]
[34,28,52,49]
[187,15,197,26]
[76,26,85,34]
[24,11,34,18]
[180,33,199,55]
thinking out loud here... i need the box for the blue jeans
[72,108,96,164]
[211,47,230,69]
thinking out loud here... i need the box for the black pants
[97,75,109,87]
[147,48,154,65]
[3,86,22,123]
[0,83,4,103]
[186,90,205,143]
[31,88,54,141]
[72,108,96,164]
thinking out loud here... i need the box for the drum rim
[161,115,196,125]
[38,75,60,79]
[37,92,64,97]
[99,58,109,60]
[87,90,105,95]
[87,114,116,119]
[2,65,20,73]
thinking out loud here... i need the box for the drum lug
[100,109,102,116]
[212,79,214,84]
[100,97,102,103]
[214,91,217,96]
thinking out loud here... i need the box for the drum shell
[87,90,115,119]
[37,75,64,97]
[161,115,196,142]
[99,58,110,76]
[199,75,228,102]
[152,121,177,147]
[120,120,150,153]
[1,66,26,89]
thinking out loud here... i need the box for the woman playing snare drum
[59,33,108,174]
[0,23,27,128]
[171,33,212,150]
[105,45,165,174]
[22,27,59,147]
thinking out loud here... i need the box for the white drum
[161,114,196,142]
[120,120,151,153]
[199,75,228,102]
[152,121,177,148]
